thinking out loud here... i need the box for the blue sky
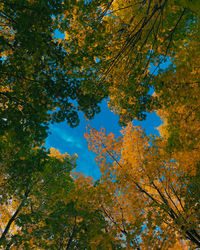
[45,99,162,179]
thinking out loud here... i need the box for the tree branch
[0,189,30,245]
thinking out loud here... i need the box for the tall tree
[0,0,110,148]
[100,0,199,125]
[0,146,74,247]
[85,123,200,248]
[1,0,199,248]
[155,40,200,153]
[0,148,122,249]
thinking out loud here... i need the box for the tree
[85,123,200,248]
[154,40,200,153]
[0,146,74,247]
[0,2,111,246]
[0,1,121,248]
[0,147,122,249]
[1,0,199,248]
[99,0,199,125]
[0,0,110,148]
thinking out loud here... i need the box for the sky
[45,99,162,180]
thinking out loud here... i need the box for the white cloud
[51,127,83,149]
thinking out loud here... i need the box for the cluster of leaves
[85,121,200,248]
[0,0,200,248]
[0,0,116,248]
[0,145,120,249]
[82,0,200,247]
[101,0,199,125]
[83,0,200,248]
[0,0,110,145]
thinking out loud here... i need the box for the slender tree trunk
[66,217,76,249]
[0,189,29,245]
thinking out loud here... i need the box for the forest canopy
[0,0,199,248]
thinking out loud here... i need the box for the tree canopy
[85,120,200,248]
[0,0,199,248]
[103,0,199,125]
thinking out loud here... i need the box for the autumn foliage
[0,0,200,249]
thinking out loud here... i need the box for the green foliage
[0,0,200,248]
[0,0,110,149]
[103,0,199,125]
[0,0,111,248]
